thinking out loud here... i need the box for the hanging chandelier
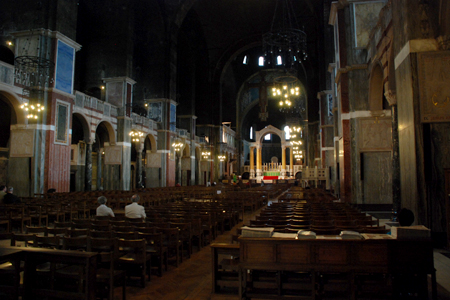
[129,130,144,142]
[262,0,307,68]
[15,30,54,120]
[272,74,305,114]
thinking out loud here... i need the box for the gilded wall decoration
[104,145,122,165]
[419,51,450,122]
[359,118,392,151]
[10,129,35,157]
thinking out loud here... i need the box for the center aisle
[122,192,278,300]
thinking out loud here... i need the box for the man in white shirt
[96,196,115,217]
[125,194,146,219]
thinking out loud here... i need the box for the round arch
[72,112,90,144]
[0,88,26,125]
[94,120,116,145]
[144,133,157,153]
[255,125,286,145]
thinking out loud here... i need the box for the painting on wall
[55,40,75,94]
[148,102,162,122]
[170,103,176,132]
[55,101,70,145]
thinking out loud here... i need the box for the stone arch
[255,125,286,145]
[0,88,26,125]
[369,62,384,111]
[0,45,14,65]
[94,120,116,145]
[72,112,90,144]
[144,133,157,153]
[182,143,190,157]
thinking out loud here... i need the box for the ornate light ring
[263,28,307,48]
[15,56,55,69]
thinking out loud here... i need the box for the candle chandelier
[129,130,144,142]
[262,0,307,68]
[273,74,305,114]
[15,30,54,120]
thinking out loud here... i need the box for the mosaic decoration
[55,40,75,94]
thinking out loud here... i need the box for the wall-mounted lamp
[202,151,211,159]
[129,130,144,142]
[172,141,183,152]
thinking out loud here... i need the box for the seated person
[3,187,21,204]
[96,196,115,217]
[398,208,414,226]
[125,194,146,219]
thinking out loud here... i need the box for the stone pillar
[290,146,294,176]
[97,149,103,190]
[250,146,255,178]
[388,92,401,221]
[136,147,143,188]
[85,141,93,191]
[281,145,286,176]
[256,145,262,177]
[175,151,182,185]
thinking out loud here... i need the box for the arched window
[277,55,282,65]
[258,56,264,66]
[284,126,290,140]
[250,126,253,139]
[243,55,248,65]
[264,134,271,141]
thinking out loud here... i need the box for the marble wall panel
[418,51,450,122]
[396,53,420,219]
[146,152,161,168]
[105,146,122,165]
[10,129,34,158]
[353,2,386,49]
[181,157,191,170]
[359,118,392,151]
[362,152,392,205]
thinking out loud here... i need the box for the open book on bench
[241,226,274,238]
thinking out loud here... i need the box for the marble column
[256,145,262,177]
[250,147,255,178]
[281,145,286,176]
[290,146,294,176]
[136,149,143,188]
[391,104,400,221]
[97,149,103,190]
[85,142,93,191]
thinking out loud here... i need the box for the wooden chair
[10,232,35,247]
[68,228,90,238]
[28,206,48,227]
[114,231,137,240]
[55,236,90,293]
[32,235,61,249]
[9,207,32,233]
[25,225,47,236]
[90,230,113,238]
[170,222,192,258]
[45,227,68,237]
[158,227,183,267]
[87,237,126,300]
[137,232,168,277]
[116,238,150,287]
[53,221,72,228]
